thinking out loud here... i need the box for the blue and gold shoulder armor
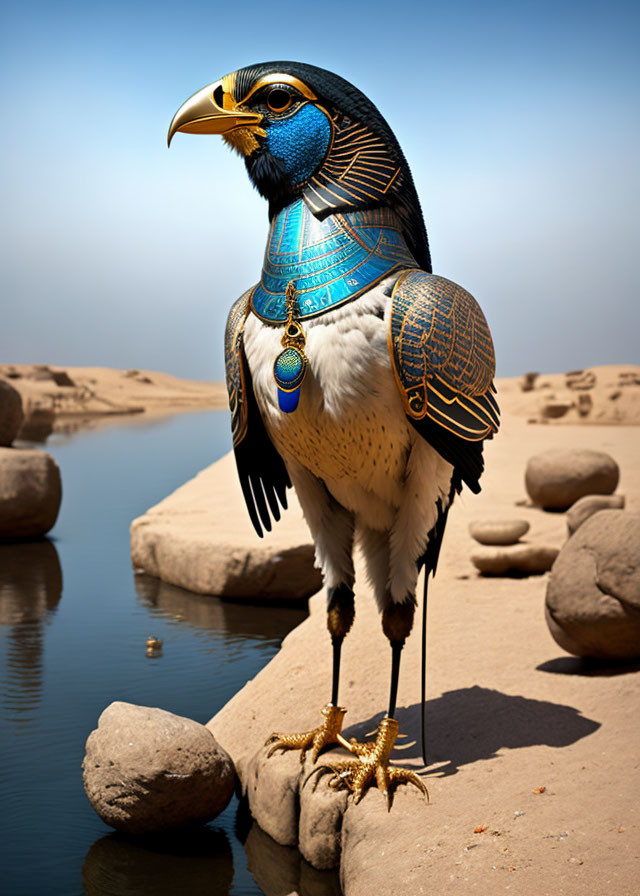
[224,287,253,447]
[388,269,500,441]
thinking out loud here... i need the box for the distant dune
[496,364,640,426]
[1,364,227,436]
[3,363,638,440]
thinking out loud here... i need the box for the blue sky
[1,0,638,379]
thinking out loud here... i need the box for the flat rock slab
[130,451,321,600]
[83,702,235,834]
[469,519,530,545]
[471,544,559,576]
[546,510,640,659]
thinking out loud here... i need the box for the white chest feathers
[242,282,412,504]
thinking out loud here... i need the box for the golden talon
[311,717,429,807]
[392,739,417,750]
[265,703,347,764]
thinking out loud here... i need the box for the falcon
[169,62,499,806]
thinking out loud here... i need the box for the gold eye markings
[267,87,294,113]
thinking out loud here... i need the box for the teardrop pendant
[273,282,308,414]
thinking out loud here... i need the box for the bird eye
[267,87,293,113]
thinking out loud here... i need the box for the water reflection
[0,539,62,722]
[245,821,341,896]
[83,828,234,895]
[17,408,55,443]
[134,574,309,642]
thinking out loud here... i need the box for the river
[0,410,339,895]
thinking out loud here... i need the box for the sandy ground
[1,364,226,436]
[208,411,640,894]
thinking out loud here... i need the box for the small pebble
[569,857,583,865]
[514,810,525,817]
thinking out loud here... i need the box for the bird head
[168,61,431,272]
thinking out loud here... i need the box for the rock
[469,519,530,546]
[520,372,539,392]
[540,400,573,419]
[471,544,559,576]
[525,449,619,510]
[567,494,625,535]
[0,380,24,446]
[245,745,302,847]
[131,451,322,600]
[82,702,235,834]
[0,447,62,537]
[565,369,596,391]
[299,761,348,870]
[546,511,640,659]
[577,393,593,417]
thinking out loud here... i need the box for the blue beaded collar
[250,199,416,324]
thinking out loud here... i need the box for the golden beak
[167,80,263,146]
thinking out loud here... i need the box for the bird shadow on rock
[82,826,234,896]
[342,685,600,777]
[537,655,640,677]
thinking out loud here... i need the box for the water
[0,410,338,895]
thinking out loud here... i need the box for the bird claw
[265,703,347,764]
[310,717,429,808]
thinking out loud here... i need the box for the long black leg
[331,636,343,705]
[326,584,355,705]
[388,641,403,718]
[382,600,416,719]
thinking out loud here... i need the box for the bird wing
[388,269,500,492]
[225,289,291,537]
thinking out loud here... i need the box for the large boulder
[130,451,321,600]
[525,449,619,510]
[83,702,235,834]
[566,493,625,535]
[0,447,62,537]
[0,379,24,446]
[545,511,640,659]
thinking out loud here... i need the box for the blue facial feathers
[265,103,332,188]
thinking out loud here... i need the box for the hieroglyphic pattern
[389,269,499,440]
[251,198,416,323]
[303,115,403,216]
[224,288,253,446]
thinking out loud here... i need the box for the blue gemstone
[274,346,306,390]
[278,386,300,413]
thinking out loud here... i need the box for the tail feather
[418,476,460,767]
